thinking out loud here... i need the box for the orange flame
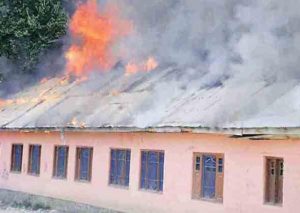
[40,77,49,84]
[0,99,6,108]
[125,57,158,76]
[0,85,65,109]
[65,0,132,77]
[69,117,86,128]
[145,57,158,71]
[0,93,59,109]
[125,62,139,75]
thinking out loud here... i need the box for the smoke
[112,0,300,83]
[106,0,300,126]
[0,38,68,98]
[2,0,300,127]
[5,0,300,90]
[0,1,74,98]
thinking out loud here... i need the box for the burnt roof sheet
[0,67,299,134]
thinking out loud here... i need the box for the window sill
[10,171,22,174]
[108,184,129,190]
[52,176,67,181]
[27,173,40,177]
[139,188,163,194]
[74,179,91,184]
[192,197,223,204]
[264,202,282,207]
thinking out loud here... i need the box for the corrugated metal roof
[0,67,299,134]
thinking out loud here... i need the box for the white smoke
[109,0,300,126]
[2,0,300,128]
[110,0,300,82]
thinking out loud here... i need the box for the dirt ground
[0,189,120,213]
[0,207,56,212]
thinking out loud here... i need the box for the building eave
[0,126,300,138]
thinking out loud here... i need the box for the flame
[125,62,139,75]
[40,77,49,84]
[0,95,59,108]
[59,76,70,86]
[75,75,89,84]
[145,57,158,71]
[65,0,132,77]
[110,89,120,96]
[125,57,158,76]
[70,117,79,126]
[0,73,91,110]
[0,99,6,108]
[0,74,92,110]
[0,88,62,109]
[69,117,86,128]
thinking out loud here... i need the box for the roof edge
[0,126,300,136]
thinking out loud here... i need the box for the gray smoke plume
[107,0,300,126]
[0,1,76,98]
[1,0,300,128]
[112,0,300,83]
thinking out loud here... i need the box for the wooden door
[266,158,283,204]
[266,158,276,203]
[276,159,283,204]
[192,153,202,199]
[215,155,224,201]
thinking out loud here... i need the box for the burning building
[1,0,300,212]
[0,67,299,212]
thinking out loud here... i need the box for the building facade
[0,130,299,213]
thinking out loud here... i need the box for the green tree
[0,0,68,79]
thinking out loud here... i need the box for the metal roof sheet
[0,67,299,134]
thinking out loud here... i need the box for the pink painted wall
[0,131,299,213]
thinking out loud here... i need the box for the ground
[0,207,56,212]
[0,189,120,213]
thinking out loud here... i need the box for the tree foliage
[0,0,68,78]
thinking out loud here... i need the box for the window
[265,157,283,205]
[109,149,131,186]
[140,150,164,192]
[53,146,69,179]
[195,156,201,171]
[28,145,41,175]
[10,144,23,172]
[192,153,224,202]
[75,147,93,182]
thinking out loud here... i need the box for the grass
[11,199,51,211]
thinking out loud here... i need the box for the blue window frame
[28,145,41,175]
[140,150,164,192]
[53,146,69,178]
[75,147,93,181]
[11,144,23,172]
[109,149,131,186]
[202,155,216,199]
